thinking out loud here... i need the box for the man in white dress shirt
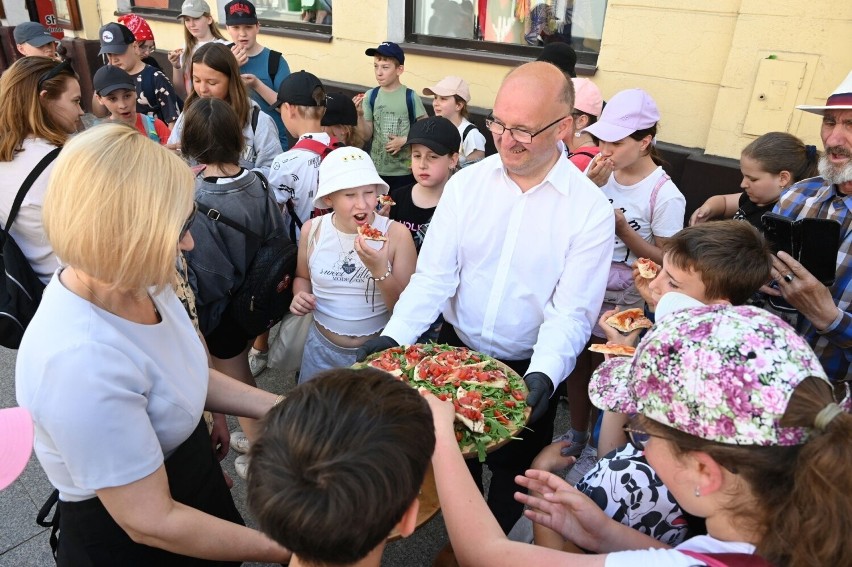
[358,62,614,532]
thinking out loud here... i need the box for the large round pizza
[354,344,530,462]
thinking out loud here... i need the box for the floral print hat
[589,304,830,446]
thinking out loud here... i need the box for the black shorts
[204,307,253,360]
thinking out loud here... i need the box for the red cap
[117,14,154,42]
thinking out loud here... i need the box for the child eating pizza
[288,148,416,382]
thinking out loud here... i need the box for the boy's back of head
[247,368,435,565]
[274,70,327,134]
[662,220,772,305]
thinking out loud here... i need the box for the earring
[575,131,582,138]
[694,487,701,498]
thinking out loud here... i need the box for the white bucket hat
[314,148,389,208]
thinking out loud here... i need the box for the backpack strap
[267,50,281,82]
[140,114,159,142]
[462,123,477,143]
[368,87,378,116]
[3,147,62,234]
[250,105,260,135]
[292,138,334,157]
[195,171,268,243]
[566,150,598,160]
[406,87,416,125]
[648,171,671,226]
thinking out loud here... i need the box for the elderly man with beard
[768,71,852,381]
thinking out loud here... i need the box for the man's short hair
[663,220,773,305]
[247,368,435,565]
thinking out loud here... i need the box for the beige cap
[423,76,471,103]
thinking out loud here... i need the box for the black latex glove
[355,336,399,362]
[524,372,553,424]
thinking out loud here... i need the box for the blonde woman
[16,123,290,565]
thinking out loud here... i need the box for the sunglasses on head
[37,60,73,92]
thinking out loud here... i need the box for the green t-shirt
[363,85,427,176]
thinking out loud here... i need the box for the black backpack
[0,147,60,348]
[196,172,298,337]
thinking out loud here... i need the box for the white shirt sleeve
[250,111,283,179]
[651,181,687,239]
[462,126,487,156]
[167,112,184,146]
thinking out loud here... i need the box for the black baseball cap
[365,42,405,65]
[273,70,325,109]
[224,0,258,26]
[98,22,135,56]
[406,116,461,156]
[93,65,136,96]
[536,42,577,78]
[321,93,357,126]
[14,22,57,47]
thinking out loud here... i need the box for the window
[129,0,331,32]
[406,0,607,66]
[54,0,83,30]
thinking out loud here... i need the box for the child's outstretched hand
[531,441,577,473]
[420,390,457,434]
[385,134,406,155]
[168,48,183,69]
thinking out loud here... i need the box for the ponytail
[629,124,668,168]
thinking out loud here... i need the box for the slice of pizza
[589,343,637,356]
[605,308,653,333]
[378,195,396,207]
[365,348,406,377]
[636,257,659,279]
[414,357,455,387]
[454,387,485,433]
[357,225,388,241]
[447,363,509,389]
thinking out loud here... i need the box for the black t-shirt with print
[732,191,776,233]
[388,183,435,253]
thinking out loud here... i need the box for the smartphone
[761,212,841,285]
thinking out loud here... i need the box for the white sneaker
[248,348,268,378]
[566,444,598,486]
[230,431,251,454]
[235,454,250,480]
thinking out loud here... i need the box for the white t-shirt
[0,138,61,283]
[268,132,330,242]
[601,166,686,265]
[16,273,208,502]
[457,118,486,166]
[605,535,756,567]
[168,99,282,179]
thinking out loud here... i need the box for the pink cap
[423,76,471,103]
[0,407,34,490]
[584,88,660,142]
[571,78,602,118]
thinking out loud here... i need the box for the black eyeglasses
[623,424,663,451]
[37,60,73,92]
[484,114,568,144]
[180,204,197,239]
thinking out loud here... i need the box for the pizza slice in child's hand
[636,257,659,279]
[589,343,637,356]
[605,308,653,333]
[378,195,396,207]
[357,225,388,241]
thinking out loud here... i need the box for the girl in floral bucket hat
[423,304,852,566]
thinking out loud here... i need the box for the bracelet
[370,268,392,282]
[272,394,285,407]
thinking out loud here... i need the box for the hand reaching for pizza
[515,469,620,553]
[421,390,458,435]
[290,291,316,316]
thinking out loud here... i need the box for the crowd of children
[3,10,852,566]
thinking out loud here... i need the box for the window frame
[403,0,600,71]
[54,0,83,30]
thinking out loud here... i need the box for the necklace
[331,213,357,262]
[71,268,160,320]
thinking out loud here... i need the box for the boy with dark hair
[93,65,171,144]
[354,42,427,191]
[94,22,181,128]
[241,70,326,431]
[224,0,292,150]
[247,368,434,566]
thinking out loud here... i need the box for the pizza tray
[387,463,440,541]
